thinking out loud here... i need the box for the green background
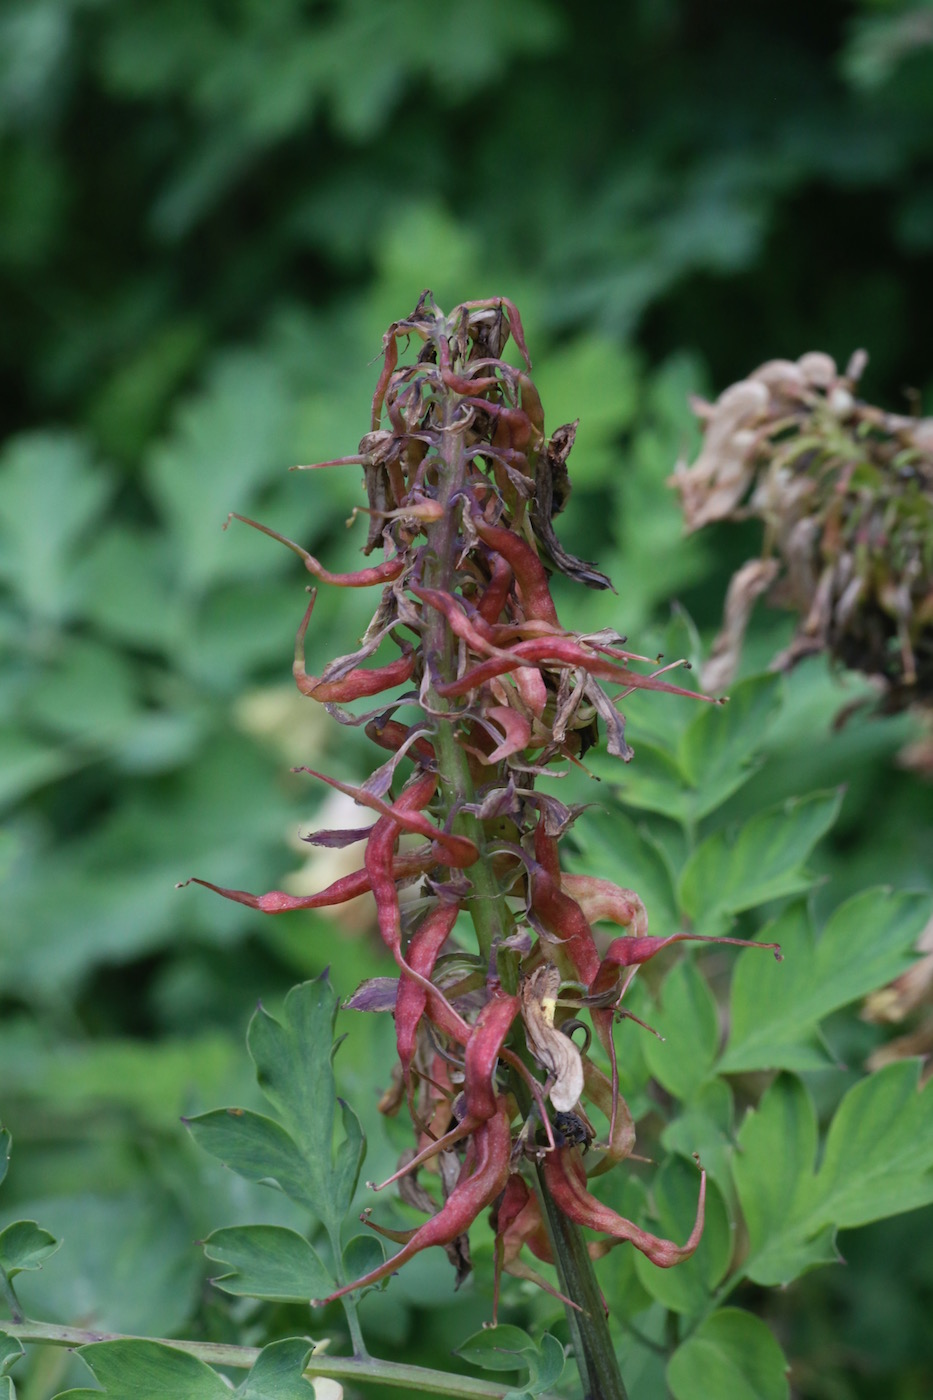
[2,2,933,1396]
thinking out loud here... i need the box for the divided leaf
[237,1339,319,1399]
[721,889,933,1073]
[185,975,365,1236]
[0,1221,60,1277]
[455,1324,538,1374]
[0,1334,24,1376]
[203,1226,333,1302]
[607,674,783,825]
[678,674,784,820]
[735,1065,933,1286]
[54,1340,233,1400]
[679,790,841,935]
[668,1308,789,1400]
[55,1338,321,1400]
[0,1331,24,1399]
[454,1327,564,1396]
[643,959,721,1099]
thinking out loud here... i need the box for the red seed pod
[315,1099,513,1306]
[543,1146,706,1268]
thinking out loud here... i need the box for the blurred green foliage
[2,1,933,1397]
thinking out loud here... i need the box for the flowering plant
[6,299,932,1400]
[182,293,780,1390]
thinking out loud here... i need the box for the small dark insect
[552,1110,595,1152]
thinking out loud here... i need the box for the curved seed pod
[543,1147,706,1268]
[314,1100,513,1305]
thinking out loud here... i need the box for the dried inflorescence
[181,293,780,1309]
[671,351,933,706]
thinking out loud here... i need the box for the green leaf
[529,1334,565,1393]
[662,1080,736,1210]
[734,1074,837,1286]
[812,1060,933,1229]
[605,739,691,820]
[237,1339,317,1399]
[56,1340,232,1400]
[734,1061,933,1290]
[679,790,842,935]
[0,1333,24,1376]
[633,1160,730,1315]
[668,1308,789,1400]
[184,1109,313,1203]
[248,976,365,1232]
[597,675,783,825]
[342,1233,386,1285]
[0,1220,59,1277]
[203,1225,333,1302]
[454,1324,536,1373]
[678,673,784,820]
[0,432,111,623]
[720,889,933,1073]
[0,1331,22,1400]
[187,975,365,1236]
[147,352,294,593]
[643,959,721,1099]
[0,1130,9,1191]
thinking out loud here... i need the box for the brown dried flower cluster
[671,350,933,707]
[182,293,779,1310]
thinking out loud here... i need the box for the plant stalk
[420,380,514,964]
[534,1166,630,1400]
[420,353,628,1400]
[0,1320,557,1397]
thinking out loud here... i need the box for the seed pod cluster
[182,294,779,1305]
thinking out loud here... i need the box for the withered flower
[671,350,933,709]
[180,294,780,1308]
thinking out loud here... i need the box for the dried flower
[180,293,780,1306]
[671,350,933,708]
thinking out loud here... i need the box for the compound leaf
[237,1339,317,1398]
[186,975,364,1236]
[679,790,841,935]
[203,1226,333,1302]
[721,890,933,1073]
[735,1065,933,1287]
[0,1220,59,1277]
[668,1308,789,1400]
[54,1340,231,1400]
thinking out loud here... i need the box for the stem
[0,1269,23,1325]
[420,341,628,1398]
[0,1320,559,1399]
[421,380,514,965]
[534,1168,629,1400]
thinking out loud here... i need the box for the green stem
[0,1269,23,1325]
[0,1320,560,1398]
[419,335,628,1398]
[534,1166,630,1400]
[421,379,514,965]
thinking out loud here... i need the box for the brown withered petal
[344,977,399,1013]
[701,557,780,693]
[521,963,585,1113]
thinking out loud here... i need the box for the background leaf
[721,890,933,1073]
[668,1309,789,1400]
[203,1225,332,1302]
[678,791,842,934]
[56,1341,231,1400]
